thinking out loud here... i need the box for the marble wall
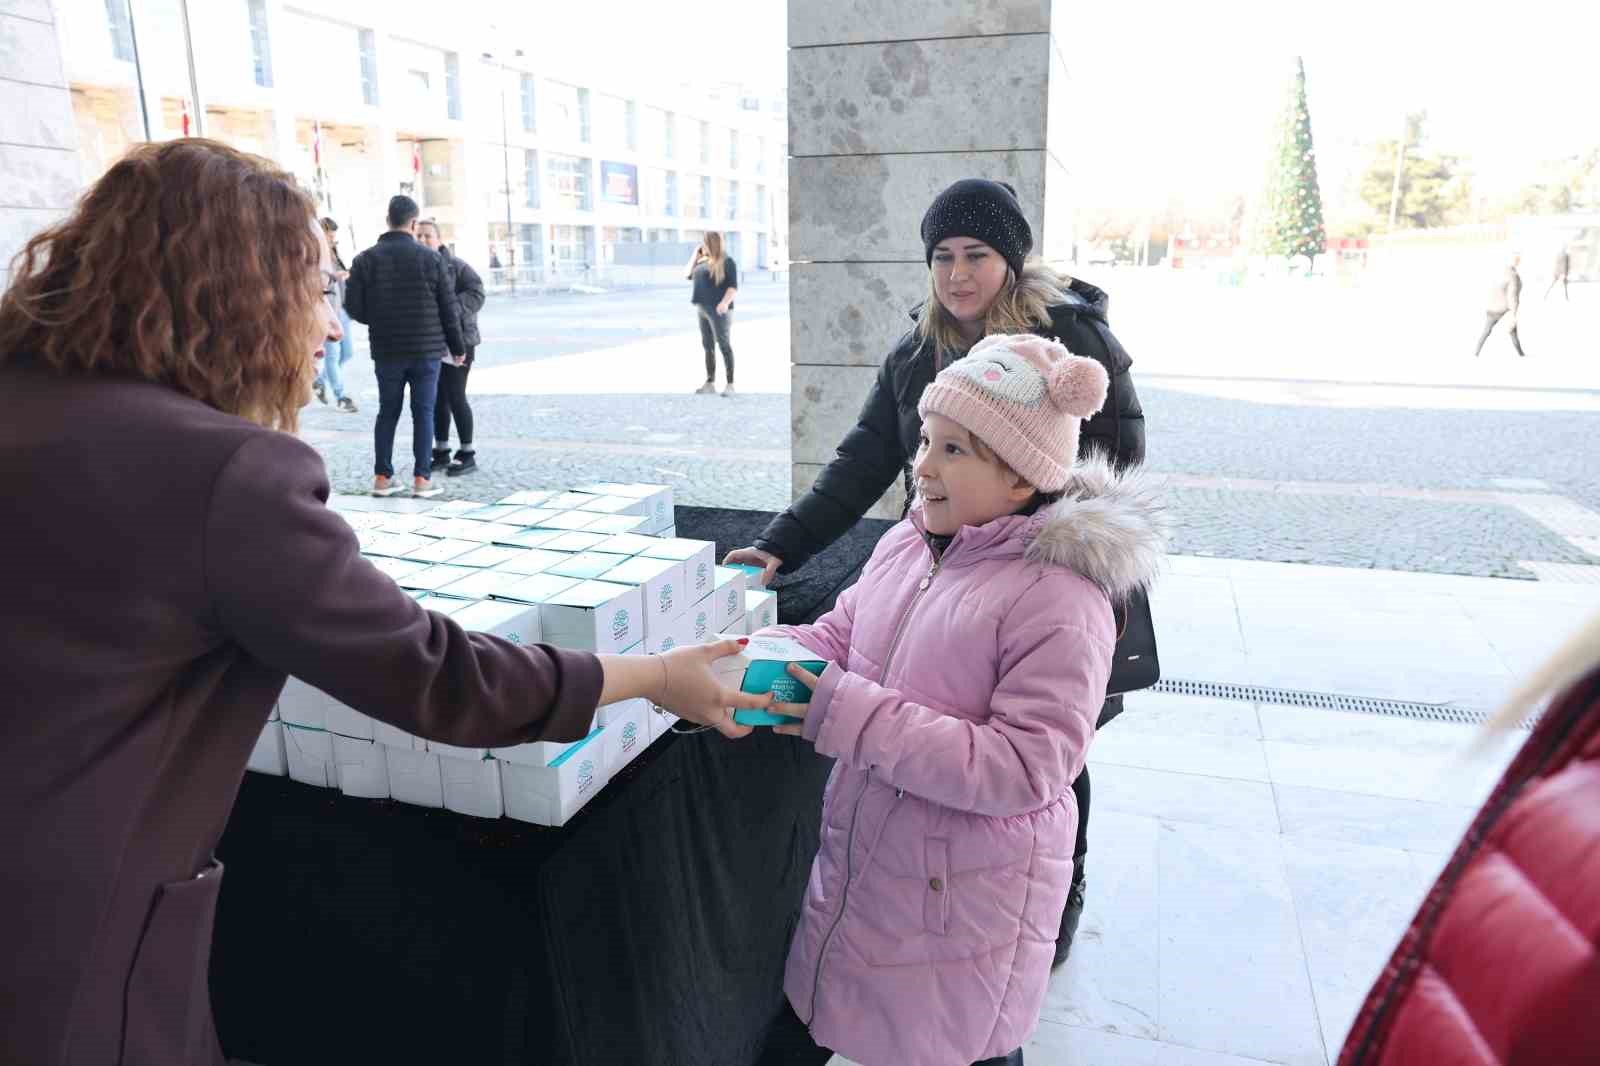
[0,2,77,289]
[786,0,1070,521]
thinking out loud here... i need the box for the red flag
[412,141,421,178]
[313,119,322,169]
[181,99,191,138]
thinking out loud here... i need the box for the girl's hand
[772,662,821,737]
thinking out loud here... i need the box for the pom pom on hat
[1048,354,1109,418]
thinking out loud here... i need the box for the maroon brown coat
[0,367,603,1066]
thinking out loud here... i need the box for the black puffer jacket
[440,248,487,352]
[344,232,464,361]
[757,278,1145,573]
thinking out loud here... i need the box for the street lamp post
[483,49,524,296]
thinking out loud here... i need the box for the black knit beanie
[920,179,1034,279]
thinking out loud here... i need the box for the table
[210,507,893,1066]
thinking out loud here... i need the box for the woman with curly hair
[0,139,771,1066]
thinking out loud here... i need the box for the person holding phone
[686,231,738,396]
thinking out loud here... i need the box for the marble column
[786,0,1072,517]
[0,1,80,290]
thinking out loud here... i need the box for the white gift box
[602,700,651,775]
[399,564,480,592]
[491,722,600,769]
[497,490,557,507]
[711,566,749,634]
[492,548,567,576]
[639,538,717,602]
[461,504,526,522]
[645,609,696,655]
[595,697,650,730]
[412,593,472,614]
[500,736,611,827]
[436,568,528,601]
[538,510,602,532]
[745,589,779,633]
[283,725,337,788]
[499,528,567,550]
[592,532,660,558]
[332,736,390,799]
[545,492,602,511]
[686,595,717,644]
[539,581,644,654]
[325,702,376,741]
[497,506,561,527]
[385,747,444,807]
[439,754,504,818]
[577,483,675,533]
[279,676,344,730]
[403,538,483,565]
[450,544,529,569]
[581,513,654,535]
[372,718,427,751]
[429,499,488,517]
[547,551,634,582]
[575,494,650,518]
[372,514,434,534]
[363,556,431,584]
[247,721,287,776]
[541,531,612,554]
[362,531,435,558]
[600,555,687,637]
[492,572,582,606]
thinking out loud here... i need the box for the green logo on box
[694,611,709,640]
[660,636,677,652]
[611,609,630,641]
[696,562,710,589]
[621,721,639,752]
[659,583,674,613]
[577,759,596,794]
[506,633,522,645]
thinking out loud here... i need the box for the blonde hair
[702,231,727,286]
[1481,610,1600,737]
[914,258,1071,368]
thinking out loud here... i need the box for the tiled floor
[821,557,1598,1066]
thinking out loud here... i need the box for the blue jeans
[373,358,441,479]
[317,308,355,400]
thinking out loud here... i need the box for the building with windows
[55,0,788,287]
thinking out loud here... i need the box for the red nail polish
[737,638,749,646]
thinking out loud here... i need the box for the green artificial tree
[1256,56,1328,271]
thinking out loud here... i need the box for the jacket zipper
[805,556,941,1026]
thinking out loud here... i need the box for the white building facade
[55,0,788,287]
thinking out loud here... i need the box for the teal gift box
[713,634,825,726]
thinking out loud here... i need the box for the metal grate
[1152,678,1533,729]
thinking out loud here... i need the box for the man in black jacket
[345,195,464,497]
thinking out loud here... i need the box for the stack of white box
[247,482,783,828]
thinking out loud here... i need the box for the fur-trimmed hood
[912,451,1166,601]
[1022,452,1166,600]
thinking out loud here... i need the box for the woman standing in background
[686,231,739,396]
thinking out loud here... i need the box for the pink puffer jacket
[767,455,1165,1066]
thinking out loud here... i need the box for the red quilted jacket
[1339,669,1600,1065]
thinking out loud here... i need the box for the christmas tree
[1255,57,1328,268]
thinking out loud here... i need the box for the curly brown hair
[0,138,323,431]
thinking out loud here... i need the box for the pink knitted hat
[917,333,1109,492]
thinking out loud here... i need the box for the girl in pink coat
[755,333,1165,1066]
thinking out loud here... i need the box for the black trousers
[433,348,474,447]
[1473,311,1526,357]
[697,306,735,383]
[758,998,1023,1066]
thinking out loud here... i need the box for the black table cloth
[210,506,893,1066]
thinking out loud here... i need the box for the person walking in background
[417,220,485,477]
[1473,252,1528,358]
[1546,245,1570,301]
[686,231,738,396]
[344,195,463,498]
[726,178,1147,968]
[312,217,358,413]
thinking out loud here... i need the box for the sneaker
[721,383,737,397]
[371,476,406,498]
[447,451,478,477]
[336,396,358,413]
[313,381,328,405]
[430,448,452,472]
[412,478,443,499]
[694,381,717,395]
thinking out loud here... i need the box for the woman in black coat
[727,178,1146,965]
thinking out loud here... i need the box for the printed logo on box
[655,500,667,523]
[658,583,674,615]
[621,721,639,755]
[611,609,631,642]
[693,611,709,641]
[727,588,739,616]
[749,637,785,656]
[506,633,523,645]
[696,562,710,592]
[577,758,598,796]
[660,636,677,652]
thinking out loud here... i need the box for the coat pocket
[923,838,950,936]
[121,860,224,1066]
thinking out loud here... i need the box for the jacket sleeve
[755,351,909,571]
[802,575,1113,817]
[203,433,603,746]
[343,253,368,324]
[457,259,487,315]
[1074,322,1146,469]
[435,254,465,357]
[725,258,739,292]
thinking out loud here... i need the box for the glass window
[545,83,590,143]
[358,29,379,106]
[420,140,453,207]
[756,136,766,176]
[247,0,274,88]
[648,228,678,242]
[664,112,675,159]
[755,184,766,222]
[105,0,134,62]
[665,171,678,216]
[643,168,679,217]
[444,52,462,120]
[596,94,631,150]
[550,224,593,274]
[729,130,739,170]
[578,88,591,143]
[681,174,704,220]
[625,101,638,151]
[520,74,536,133]
[601,226,643,264]
[700,175,712,219]
[547,154,592,211]
[726,179,739,222]
[699,120,711,165]
[524,149,539,209]
[519,223,539,275]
